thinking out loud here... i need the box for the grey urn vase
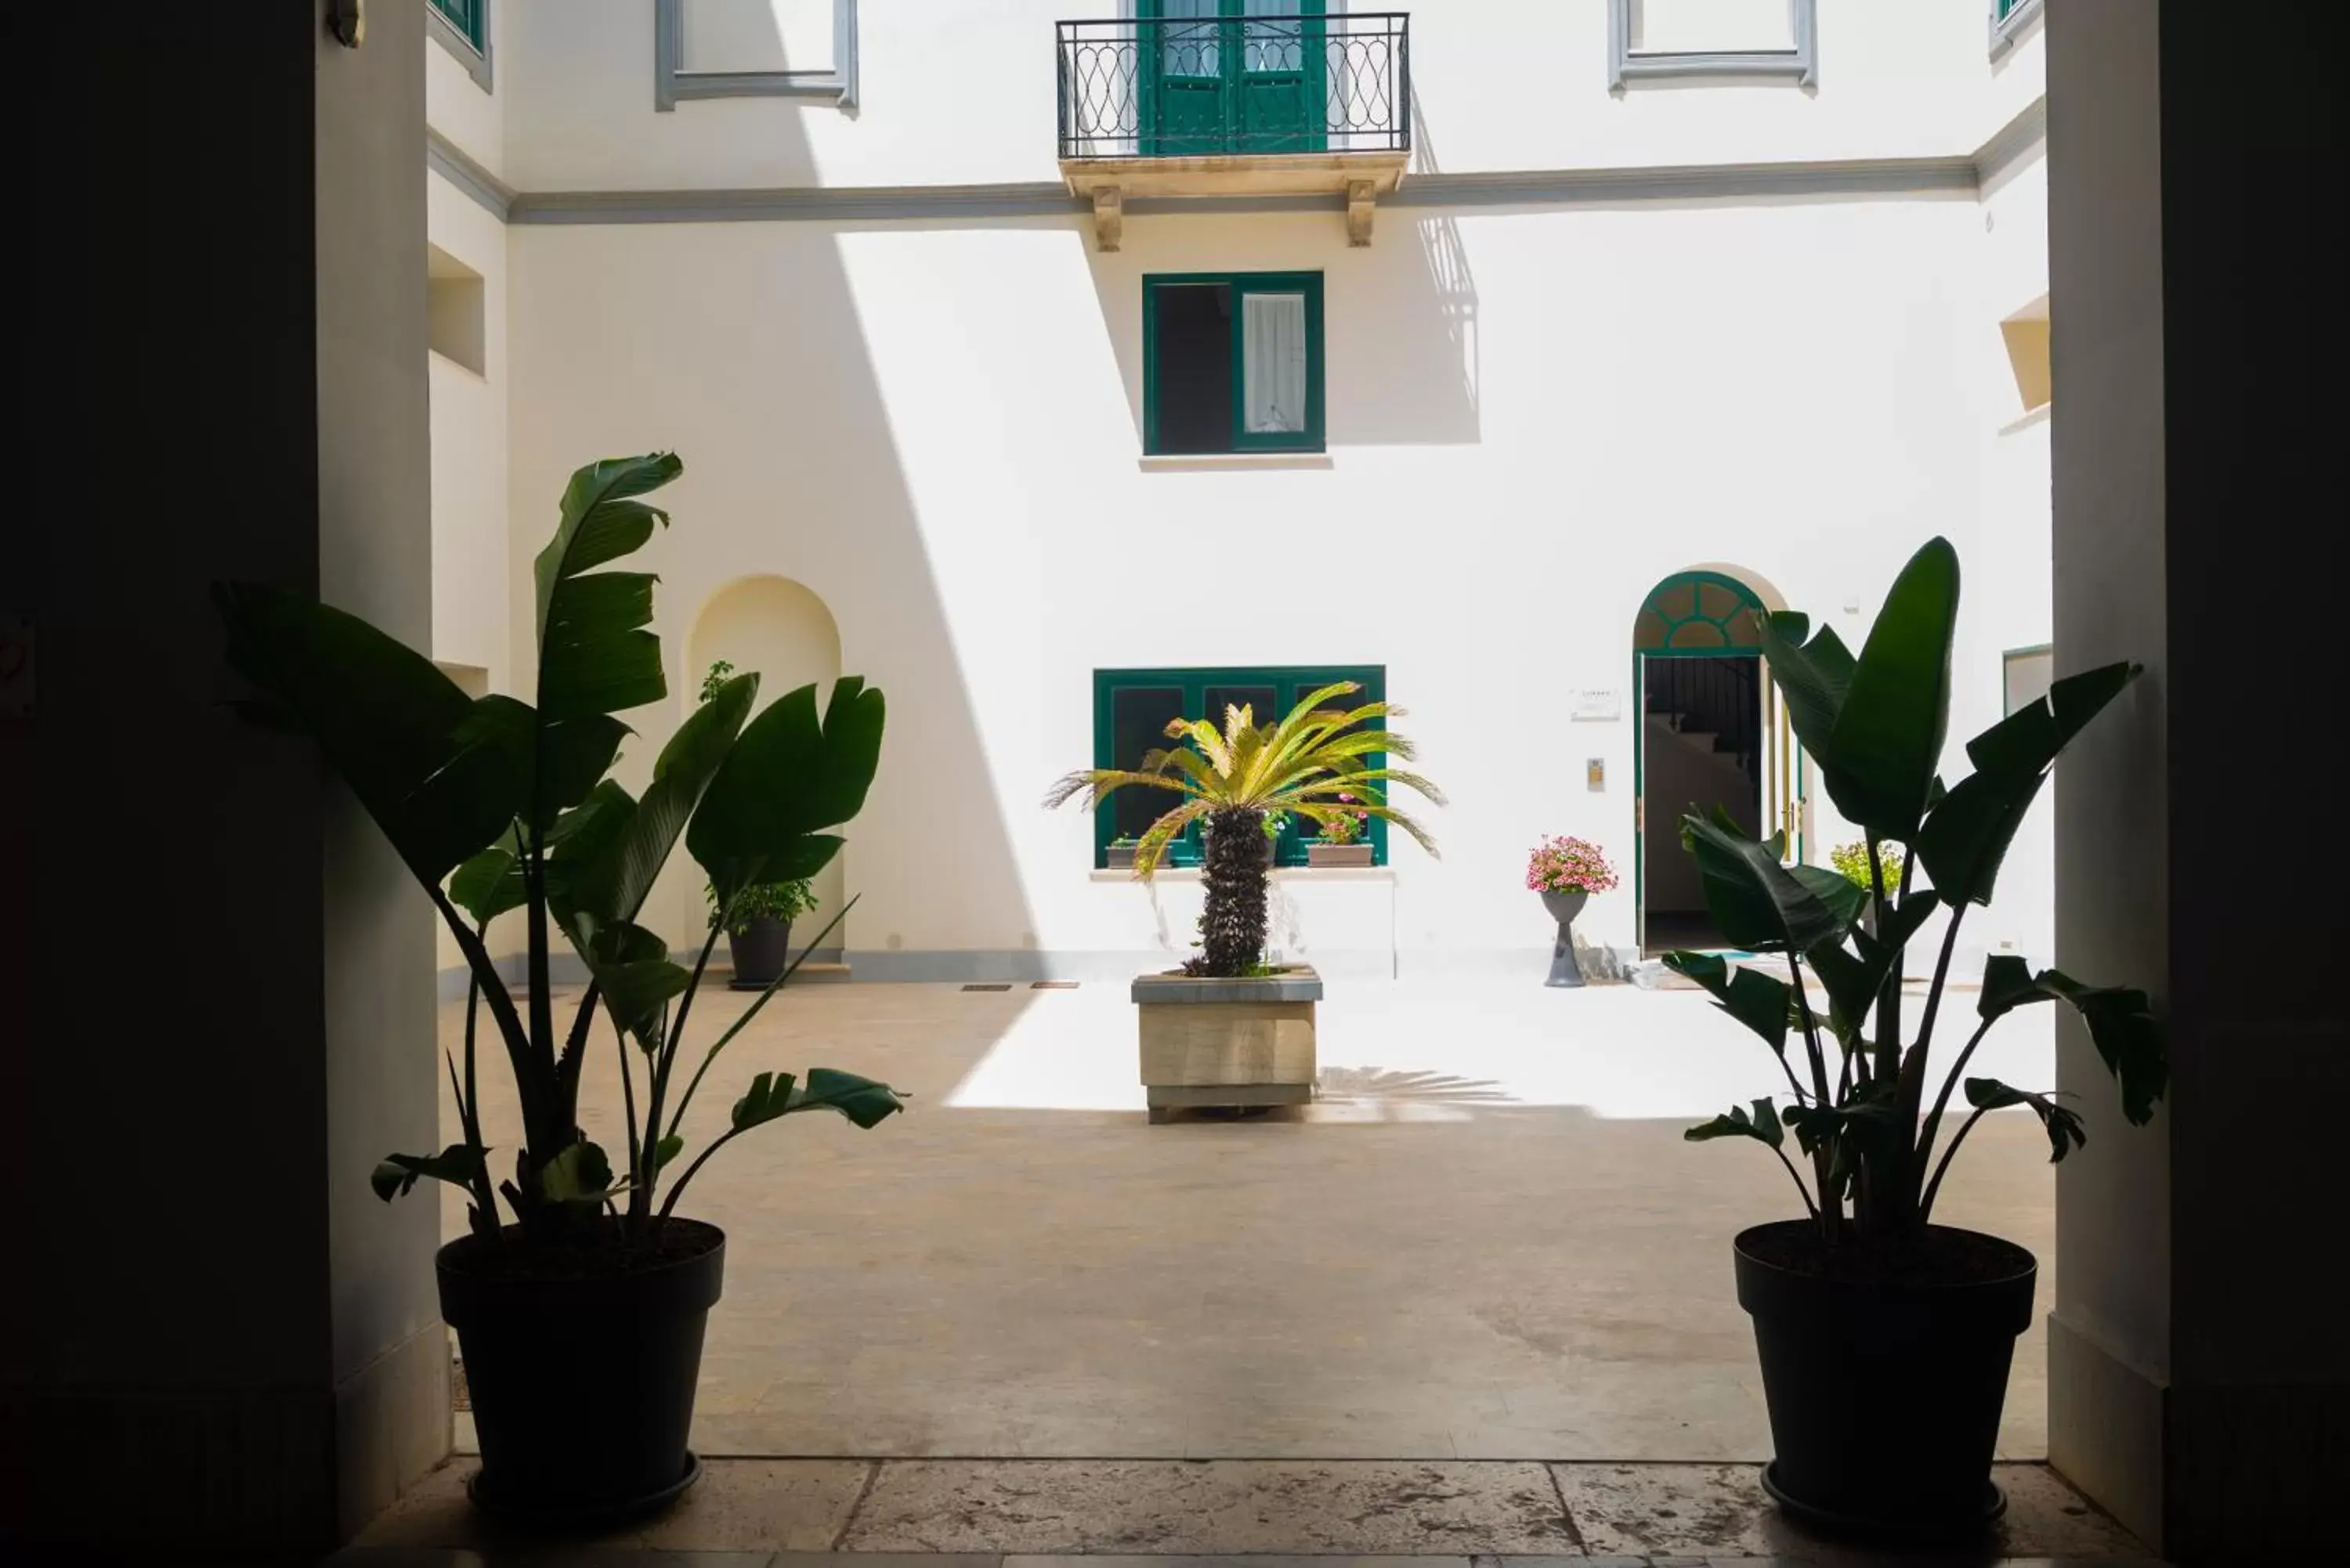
[1541,889,1589,988]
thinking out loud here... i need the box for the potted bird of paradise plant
[216,453,902,1523]
[1662,537,2163,1537]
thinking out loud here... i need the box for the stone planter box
[1131,966,1321,1123]
[1306,842,1373,868]
[1104,844,1144,870]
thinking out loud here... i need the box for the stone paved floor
[344,1456,2154,1563]
[437,978,2059,1464]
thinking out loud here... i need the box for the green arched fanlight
[1633,570,1766,654]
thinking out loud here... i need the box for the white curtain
[1242,292,1309,434]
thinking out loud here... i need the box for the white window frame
[654,0,860,112]
[1607,0,1818,91]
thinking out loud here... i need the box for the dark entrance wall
[2048,1,2350,1558]
[3,2,444,1549]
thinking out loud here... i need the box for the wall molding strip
[501,154,1988,227]
[426,126,516,221]
[1971,96,2049,192]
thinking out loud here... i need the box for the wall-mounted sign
[1569,687,1622,721]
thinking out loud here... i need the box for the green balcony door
[1141,0,1325,157]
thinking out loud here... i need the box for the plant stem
[665,896,860,1142]
[1912,1015,1995,1205]
[1785,952,1840,1241]
[658,1079,875,1220]
[1770,1142,1821,1221]
[428,887,543,1155]
[1867,833,1900,1085]
[634,899,731,1219]
[1893,902,1969,1215]
[613,1013,642,1232]
[1919,1104,1992,1221]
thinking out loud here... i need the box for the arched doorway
[685,576,848,957]
[1632,569,1802,953]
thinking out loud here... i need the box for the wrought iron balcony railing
[1057,12,1409,162]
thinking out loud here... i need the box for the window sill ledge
[1138,453,1332,472]
[1090,865,1395,883]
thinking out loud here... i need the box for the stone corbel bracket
[1091,186,1125,253]
[1347,179,1377,247]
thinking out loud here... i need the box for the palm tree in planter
[216,453,902,1523]
[1046,684,1441,1120]
[1663,537,2164,1537]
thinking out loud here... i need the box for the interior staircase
[1642,656,1759,775]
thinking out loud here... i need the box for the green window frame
[1092,664,1386,869]
[1137,0,1329,158]
[1142,272,1325,455]
[432,0,488,54]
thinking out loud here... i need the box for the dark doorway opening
[1640,653,1764,954]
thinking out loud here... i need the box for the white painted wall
[425,6,503,174]
[500,189,2024,977]
[501,0,2019,194]
[422,2,2052,983]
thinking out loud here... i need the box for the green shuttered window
[1091,665,1386,868]
[1143,273,1325,455]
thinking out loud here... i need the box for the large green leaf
[1686,1098,1784,1151]
[568,674,758,929]
[1972,957,2165,1125]
[1965,1078,2087,1162]
[1916,663,2141,908]
[1822,538,1960,840]
[1806,891,1942,1042]
[689,677,887,906]
[1679,810,1865,955]
[371,1143,490,1203]
[533,454,681,724]
[1662,952,1789,1056]
[567,916,692,1051]
[1757,612,1856,763]
[446,844,525,925]
[732,1068,907,1133]
[450,696,627,834]
[539,1140,617,1205]
[216,583,522,884]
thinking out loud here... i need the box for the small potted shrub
[710,876,817,989]
[1105,833,1145,870]
[1664,538,2164,1536]
[1306,793,1373,866]
[1527,835,1617,988]
[1047,685,1441,1120]
[217,453,903,1523]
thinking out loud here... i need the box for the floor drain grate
[1031,980,1079,990]
[961,982,1013,992]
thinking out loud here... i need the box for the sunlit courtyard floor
[437,974,2057,1463]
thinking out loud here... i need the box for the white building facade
[421,0,2055,987]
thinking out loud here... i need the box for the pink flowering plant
[1315,793,1370,845]
[1526,834,1619,894]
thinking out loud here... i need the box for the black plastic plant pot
[1734,1219,2036,1538]
[438,1219,725,1524]
[728,916,793,990]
